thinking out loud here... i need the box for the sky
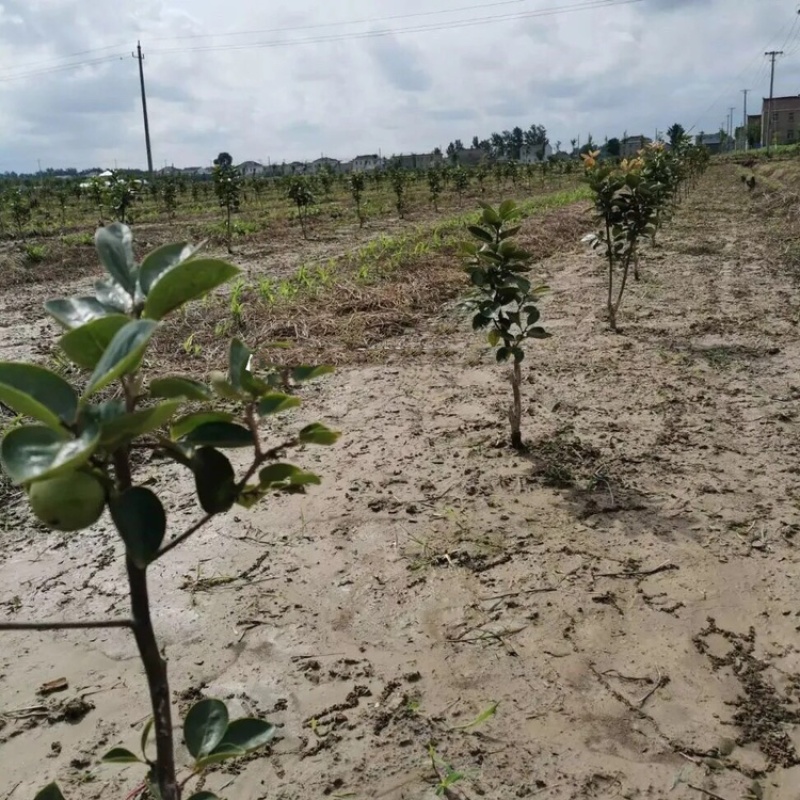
[0,0,799,172]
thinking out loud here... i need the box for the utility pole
[764,50,783,150]
[728,106,736,150]
[742,89,749,150]
[133,41,154,176]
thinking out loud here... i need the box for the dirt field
[2,162,800,800]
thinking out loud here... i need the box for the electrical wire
[686,10,799,133]
[0,54,126,83]
[149,0,579,42]
[147,0,643,56]
[0,42,128,75]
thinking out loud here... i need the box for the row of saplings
[0,137,708,800]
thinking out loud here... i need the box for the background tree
[213,152,233,169]
[212,156,242,253]
[667,123,686,149]
[349,172,366,227]
[606,137,621,157]
[286,176,315,240]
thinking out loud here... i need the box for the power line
[0,54,126,83]
[686,10,799,134]
[149,0,542,41]
[0,42,128,75]
[148,0,643,56]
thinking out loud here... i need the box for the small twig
[290,652,347,662]
[0,618,133,632]
[637,668,665,708]
[595,561,677,579]
[687,785,733,800]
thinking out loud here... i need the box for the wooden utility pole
[764,50,783,150]
[742,89,749,150]
[133,41,154,176]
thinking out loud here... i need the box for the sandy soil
[2,164,800,800]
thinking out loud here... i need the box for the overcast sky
[0,0,799,172]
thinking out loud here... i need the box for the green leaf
[259,463,321,490]
[194,743,246,769]
[291,365,334,383]
[298,423,340,446]
[209,371,246,401]
[186,794,220,800]
[526,326,551,340]
[498,199,518,219]
[0,362,78,429]
[59,315,130,370]
[99,400,182,446]
[0,425,98,485]
[140,718,154,759]
[467,225,493,244]
[478,202,500,225]
[218,717,276,752]
[34,784,67,800]
[94,278,133,313]
[228,338,252,391]
[148,377,211,402]
[44,296,114,329]
[487,329,500,347]
[109,487,167,568]
[170,411,234,440]
[84,320,158,398]
[184,699,229,759]
[102,747,142,764]
[496,347,511,363]
[454,702,499,730]
[179,422,254,449]
[143,258,241,320]
[139,242,202,295]
[498,225,522,240]
[95,223,136,296]
[257,393,301,416]
[192,447,237,514]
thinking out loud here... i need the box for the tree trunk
[115,449,179,800]
[509,361,523,451]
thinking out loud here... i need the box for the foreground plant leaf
[143,258,241,320]
[109,487,167,568]
[0,362,78,428]
[184,699,229,759]
[0,425,99,485]
[192,447,237,514]
[84,319,158,397]
[58,315,130,370]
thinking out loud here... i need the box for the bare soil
[3,164,800,800]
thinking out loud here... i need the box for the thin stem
[155,513,214,561]
[0,619,132,631]
[127,557,178,800]
[509,360,523,451]
[605,215,615,329]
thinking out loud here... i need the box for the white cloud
[0,0,797,171]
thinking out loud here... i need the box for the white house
[519,143,554,163]
[307,157,340,174]
[352,154,382,172]
[237,160,267,177]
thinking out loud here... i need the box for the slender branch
[155,512,214,561]
[0,619,133,632]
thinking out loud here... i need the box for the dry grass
[150,202,590,370]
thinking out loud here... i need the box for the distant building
[695,132,723,154]
[307,157,340,174]
[620,135,653,158]
[352,154,382,172]
[760,95,800,146]
[237,160,267,177]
